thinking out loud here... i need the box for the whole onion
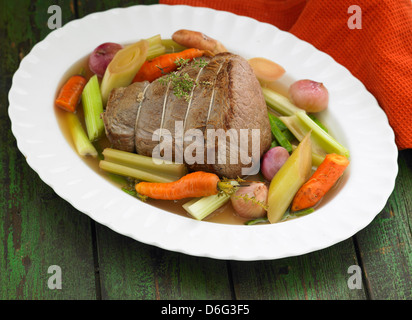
[88,42,123,78]
[261,147,290,181]
[230,182,268,219]
[289,79,329,113]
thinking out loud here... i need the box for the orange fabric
[160,0,412,150]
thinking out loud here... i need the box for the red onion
[261,147,290,181]
[289,79,329,113]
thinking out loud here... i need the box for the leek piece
[81,74,104,141]
[65,112,98,157]
[281,111,350,158]
[262,87,303,116]
[100,39,149,104]
[267,132,312,223]
[183,181,239,221]
[102,148,187,179]
[99,160,178,183]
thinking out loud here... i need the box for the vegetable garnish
[55,75,87,112]
[267,132,313,223]
[81,74,105,141]
[100,39,149,104]
[135,171,237,200]
[65,112,98,158]
[182,180,239,221]
[132,48,205,83]
[99,148,187,183]
[291,153,350,212]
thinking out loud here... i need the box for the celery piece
[161,39,188,53]
[147,44,166,60]
[145,34,166,60]
[65,112,98,157]
[81,74,104,141]
[308,114,328,133]
[268,113,293,153]
[99,160,178,183]
[183,181,239,220]
[288,111,350,158]
[102,148,187,179]
[262,87,303,116]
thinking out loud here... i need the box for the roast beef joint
[102,52,272,178]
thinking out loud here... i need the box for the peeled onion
[230,182,268,219]
[289,79,329,113]
[261,147,290,181]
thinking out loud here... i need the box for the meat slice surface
[102,81,149,152]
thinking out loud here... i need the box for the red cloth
[160,0,412,150]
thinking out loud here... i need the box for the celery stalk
[183,181,239,220]
[161,39,188,53]
[81,74,104,141]
[281,111,350,158]
[145,34,166,60]
[99,160,179,183]
[262,87,303,116]
[102,148,187,179]
[65,112,98,157]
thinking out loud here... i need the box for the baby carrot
[291,153,350,212]
[135,171,221,200]
[55,75,87,112]
[132,48,205,83]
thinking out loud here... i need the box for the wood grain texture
[0,0,96,299]
[355,150,412,299]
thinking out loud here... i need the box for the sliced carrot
[135,171,220,200]
[132,48,205,83]
[291,153,350,212]
[55,75,87,112]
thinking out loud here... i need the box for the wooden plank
[95,223,233,299]
[0,0,97,299]
[355,150,412,300]
[230,239,367,300]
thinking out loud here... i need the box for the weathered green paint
[1,0,411,300]
[0,0,96,299]
[355,152,412,299]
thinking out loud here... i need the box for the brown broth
[55,56,346,226]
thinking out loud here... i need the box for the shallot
[289,79,329,113]
[230,182,268,219]
[261,146,290,181]
[89,42,123,78]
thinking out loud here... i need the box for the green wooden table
[1,0,411,300]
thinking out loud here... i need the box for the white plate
[8,4,398,261]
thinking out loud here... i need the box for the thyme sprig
[158,57,209,101]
